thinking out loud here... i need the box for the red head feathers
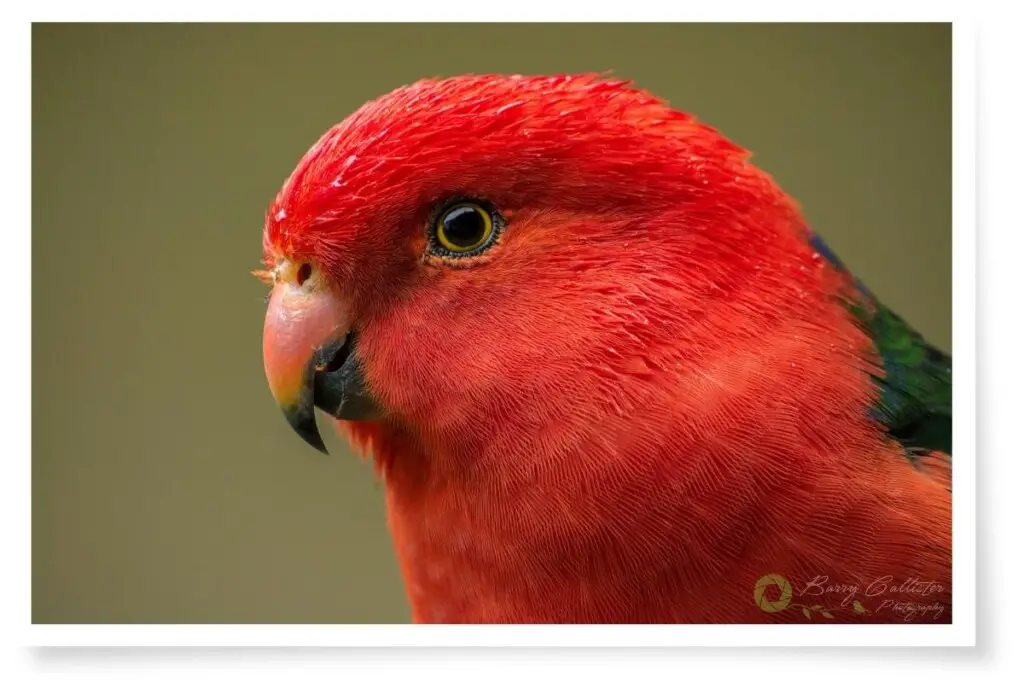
[260,74,951,623]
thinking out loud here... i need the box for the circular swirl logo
[753,573,793,613]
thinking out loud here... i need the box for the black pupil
[442,206,486,248]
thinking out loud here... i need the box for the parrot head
[260,74,839,461]
[257,75,953,624]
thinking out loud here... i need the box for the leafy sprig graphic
[790,599,870,620]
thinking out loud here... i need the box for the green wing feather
[851,297,952,456]
[809,234,952,458]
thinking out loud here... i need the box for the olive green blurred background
[32,23,951,624]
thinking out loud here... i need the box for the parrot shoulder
[808,233,953,464]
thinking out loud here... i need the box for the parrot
[258,74,953,624]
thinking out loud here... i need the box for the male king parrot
[258,75,953,624]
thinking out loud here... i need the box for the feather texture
[263,74,952,623]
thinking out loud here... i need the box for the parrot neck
[343,303,950,623]
[339,226,952,623]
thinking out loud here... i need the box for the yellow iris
[435,202,494,253]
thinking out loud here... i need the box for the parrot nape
[258,74,952,624]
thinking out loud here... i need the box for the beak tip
[282,402,331,455]
[301,431,331,456]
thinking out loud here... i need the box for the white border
[10,8,976,652]
[6,1,972,22]
[24,623,974,647]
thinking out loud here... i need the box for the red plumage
[263,75,951,623]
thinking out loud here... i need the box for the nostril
[323,332,353,373]
[296,262,312,286]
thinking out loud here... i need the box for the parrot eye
[430,200,501,257]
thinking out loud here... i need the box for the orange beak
[262,280,380,454]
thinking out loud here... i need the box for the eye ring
[430,200,501,257]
